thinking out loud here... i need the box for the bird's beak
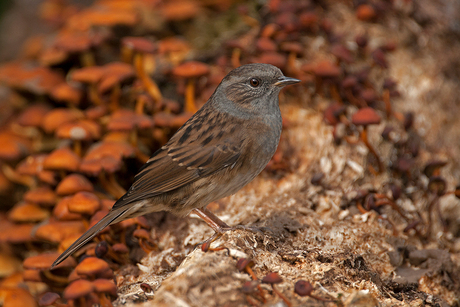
[274,76,301,87]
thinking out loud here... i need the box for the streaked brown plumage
[52,63,299,268]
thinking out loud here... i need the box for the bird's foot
[199,225,271,252]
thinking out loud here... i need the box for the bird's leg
[193,208,269,252]
[192,207,231,234]
[192,207,232,252]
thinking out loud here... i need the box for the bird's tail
[51,207,128,269]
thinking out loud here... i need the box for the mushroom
[79,141,135,199]
[294,280,329,302]
[331,44,353,64]
[280,41,303,75]
[97,62,135,112]
[24,186,56,207]
[53,29,109,67]
[304,60,341,101]
[35,221,86,244]
[261,272,291,307]
[133,228,157,254]
[356,4,377,22]
[252,52,287,70]
[1,287,37,307]
[0,221,34,244]
[63,279,95,307]
[121,37,162,104]
[75,257,112,280]
[67,192,101,216]
[41,108,84,135]
[43,147,81,177]
[351,107,383,174]
[15,103,50,142]
[8,201,49,223]
[172,61,210,113]
[236,258,265,302]
[225,39,246,68]
[0,131,31,163]
[23,252,76,285]
[106,108,154,152]
[160,0,201,21]
[38,292,66,307]
[50,82,83,107]
[70,66,105,105]
[158,37,191,67]
[56,173,94,196]
[93,279,117,307]
[56,119,101,157]
[53,196,84,221]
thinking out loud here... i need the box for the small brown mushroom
[262,272,291,307]
[280,42,303,75]
[43,147,81,175]
[24,186,57,207]
[351,108,383,173]
[172,61,210,113]
[122,37,162,104]
[236,258,265,302]
[75,257,111,280]
[42,108,84,134]
[294,280,329,302]
[93,278,117,307]
[35,221,86,244]
[56,120,101,156]
[56,173,94,196]
[8,201,49,223]
[63,279,95,307]
[67,192,101,216]
[24,252,76,284]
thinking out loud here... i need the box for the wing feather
[111,111,243,210]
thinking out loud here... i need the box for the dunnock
[52,63,299,268]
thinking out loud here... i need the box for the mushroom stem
[360,127,383,173]
[2,164,35,188]
[184,78,198,113]
[135,95,148,115]
[245,295,260,306]
[129,129,138,147]
[43,270,69,284]
[383,89,392,119]
[374,194,409,221]
[88,85,103,105]
[133,53,162,103]
[73,140,82,157]
[271,285,292,307]
[329,84,342,103]
[231,48,241,68]
[80,52,95,67]
[426,195,440,238]
[121,45,133,63]
[110,84,121,112]
[244,267,266,302]
[98,294,113,307]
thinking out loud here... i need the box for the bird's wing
[112,120,242,209]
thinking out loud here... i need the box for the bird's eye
[249,78,260,87]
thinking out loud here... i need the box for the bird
[52,63,300,268]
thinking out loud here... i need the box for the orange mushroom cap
[351,107,381,126]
